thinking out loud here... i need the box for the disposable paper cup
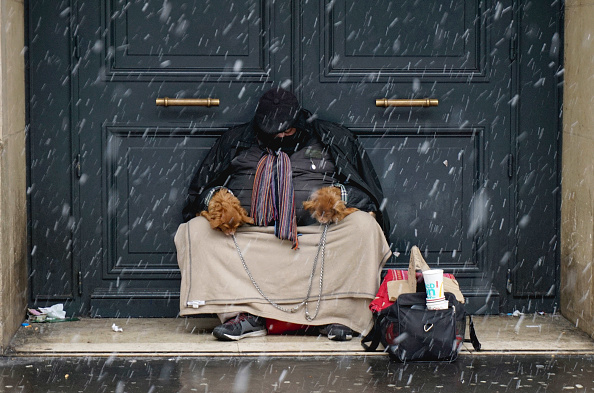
[422,269,445,302]
[426,299,449,310]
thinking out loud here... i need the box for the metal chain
[231,224,328,320]
[304,224,327,321]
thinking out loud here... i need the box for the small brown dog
[200,189,254,235]
[303,186,358,224]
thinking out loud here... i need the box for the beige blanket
[175,211,391,334]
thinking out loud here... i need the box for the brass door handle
[156,97,220,107]
[376,98,438,107]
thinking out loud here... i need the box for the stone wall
[0,0,27,350]
[561,0,594,337]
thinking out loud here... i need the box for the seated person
[176,88,392,341]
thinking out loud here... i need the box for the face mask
[258,129,308,153]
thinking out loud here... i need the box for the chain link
[304,224,327,321]
[232,224,328,320]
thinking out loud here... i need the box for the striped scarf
[251,149,298,249]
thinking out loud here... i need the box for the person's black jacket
[182,110,390,236]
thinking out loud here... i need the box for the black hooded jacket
[182,110,390,236]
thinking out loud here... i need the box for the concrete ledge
[6,315,594,357]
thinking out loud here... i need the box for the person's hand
[199,189,254,235]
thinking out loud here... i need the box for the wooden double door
[28,0,562,316]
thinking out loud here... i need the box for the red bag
[369,246,462,313]
[265,319,312,335]
[369,270,422,313]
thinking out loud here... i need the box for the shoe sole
[213,329,267,341]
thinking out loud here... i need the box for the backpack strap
[464,314,481,351]
[361,313,384,351]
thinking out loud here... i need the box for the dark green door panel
[73,0,294,316]
[510,2,562,303]
[298,0,515,312]
[27,0,562,316]
[27,0,77,305]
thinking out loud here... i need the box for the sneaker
[320,324,353,341]
[212,313,267,341]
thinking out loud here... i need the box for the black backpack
[361,292,481,362]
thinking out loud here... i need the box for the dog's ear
[344,207,359,215]
[302,199,315,211]
[225,199,254,226]
[202,192,255,235]
[240,210,255,225]
[203,211,224,230]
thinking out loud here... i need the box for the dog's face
[303,187,357,224]
[200,190,254,235]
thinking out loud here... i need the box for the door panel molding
[104,0,277,80]
[356,127,484,272]
[102,126,222,279]
[321,0,487,81]
[90,288,180,317]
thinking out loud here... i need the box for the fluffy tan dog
[200,189,254,235]
[303,186,358,224]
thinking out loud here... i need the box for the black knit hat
[254,88,300,135]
